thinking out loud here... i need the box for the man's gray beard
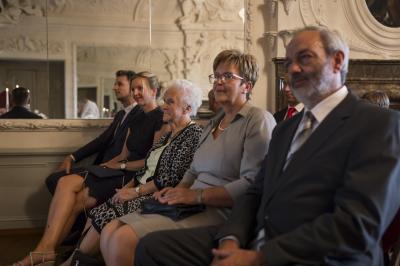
[292,74,332,108]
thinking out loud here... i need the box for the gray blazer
[216,93,400,266]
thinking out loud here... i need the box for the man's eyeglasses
[208,72,245,84]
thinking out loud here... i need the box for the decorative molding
[280,0,297,15]
[277,29,294,48]
[269,0,278,17]
[245,0,253,51]
[0,36,64,54]
[342,0,400,57]
[296,0,400,59]
[299,0,328,26]
[0,1,43,24]
[133,0,149,22]
[0,119,110,132]
[177,0,243,27]
[47,0,133,17]
[264,31,278,51]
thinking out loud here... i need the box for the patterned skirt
[88,194,152,232]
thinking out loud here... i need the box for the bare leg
[102,223,139,266]
[59,222,101,266]
[15,174,96,266]
[100,219,126,263]
[57,189,96,245]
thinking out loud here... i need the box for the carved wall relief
[280,0,297,15]
[177,0,245,94]
[0,35,64,55]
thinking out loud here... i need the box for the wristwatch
[120,162,126,170]
[135,186,141,196]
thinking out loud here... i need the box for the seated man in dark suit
[135,26,400,266]
[273,76,303,123]
[0,86,42,119]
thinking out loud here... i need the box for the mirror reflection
[0,0,245,119]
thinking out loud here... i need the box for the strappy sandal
[29,251,56,265]
[12,251,56,266]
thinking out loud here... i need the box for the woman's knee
[101,219,122,242]
[111,225,138,248]
[57,174,83,191]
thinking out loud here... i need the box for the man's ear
[332,51,344,74]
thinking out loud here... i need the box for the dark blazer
[73,104,143,164]
[273,107,287,124]
[216,93,400,265]
[0,106,42,119]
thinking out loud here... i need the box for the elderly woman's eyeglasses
[208,72,244,84]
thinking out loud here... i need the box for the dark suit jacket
[72,105,143,164]
[0,106,42,119]
[216,93,400,265]
[273,107,287,124]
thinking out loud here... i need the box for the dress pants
[135,225,219,266]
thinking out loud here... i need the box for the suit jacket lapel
[265,93,357,203]
[270,113,302,184]
[111,105,141,144]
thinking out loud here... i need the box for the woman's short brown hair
[212,49,259,87]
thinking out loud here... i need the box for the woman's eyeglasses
[208,72,244,84]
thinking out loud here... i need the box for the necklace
[218,118,228,131]
[171,120,193,139]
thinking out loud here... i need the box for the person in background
[78,97,100,119]
[135,26,400,266]
[273,76,303,123]
[0,86,42,119]
[208,89,222,114]
[99,49,276,266]
[362,90,390,109]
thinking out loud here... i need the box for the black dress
[84,107,164,204]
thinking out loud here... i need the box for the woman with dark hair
[13,71,164,266]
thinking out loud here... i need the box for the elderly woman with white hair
[60,79,204,265]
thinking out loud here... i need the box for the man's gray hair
[293,26,350,84]
[166,79,203,116]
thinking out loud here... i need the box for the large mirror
[0,0,245,119]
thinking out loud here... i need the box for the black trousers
[135,225,219,266]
